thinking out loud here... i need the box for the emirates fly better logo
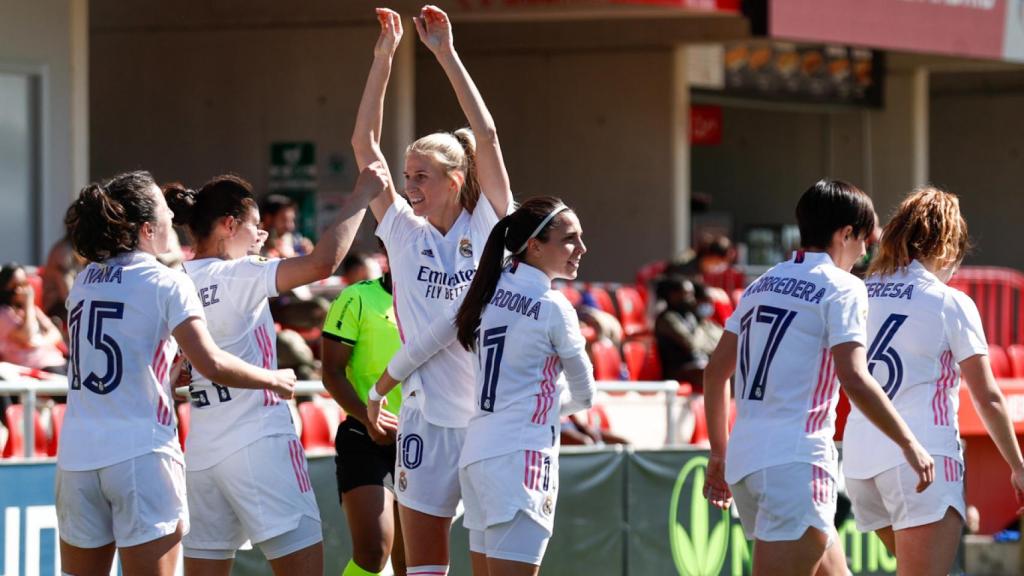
[669,456,730,576]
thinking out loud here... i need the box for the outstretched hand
[374,8,403,59]
[414,5,453,56]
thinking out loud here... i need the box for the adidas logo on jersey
[421,249,434,258]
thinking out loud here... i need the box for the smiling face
[403,152,461,220]
[525,211,587,281]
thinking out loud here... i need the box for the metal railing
[0,378,681,458]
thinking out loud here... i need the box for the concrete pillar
[867,67,929,217]
[384,33,415,176]
[671,45,691,255]
[70,0,89,191]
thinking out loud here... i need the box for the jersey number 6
[866,313,908,399]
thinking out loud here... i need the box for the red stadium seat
[988,344,1011,378]
[688,396,737,446]
[615,286,649,337]
[176,402,190,449]
[298,402,333,452]
[1008,344,1024,378]
[583,285,616,316]
[3,405,47,458]
[554,282,583,307]
[47,403,66,457]
[25,273,43,308]
[622,341,646,381]
[586,404,613,432]
[622,340,663,382]
[589,339,624,381]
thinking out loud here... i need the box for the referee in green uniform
[322,262,405,576]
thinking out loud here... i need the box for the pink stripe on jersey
[152,340,168,383]
[944,457,961,482]
[531,356,558,424]
[806,350,836,433]
[933,351,954,426]
[288,439,311,493]
[812,466,832,504]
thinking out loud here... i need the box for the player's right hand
[367,409,399,445]
[902,440,935,493]
[374,8,403,59]
[270,368,297,400]
[703,454,733,510]
[366,395,387,437]
[355,161,389,199]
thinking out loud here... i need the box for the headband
[515,205,569,254]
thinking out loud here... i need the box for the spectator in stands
[261,194,314,258]
[560,413,629,446]
[340,252,374,286]
[0,264,66,375]
[576,291,624,348]
[667,234,746,294]
[41,234,85,325]
[654,276,721,390]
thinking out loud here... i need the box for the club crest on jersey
[543,495,554,516]
[459,237,473,258]
[398,470,407,492]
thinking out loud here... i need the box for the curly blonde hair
[869,186,969,278]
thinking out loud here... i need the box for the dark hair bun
[163,182,196,227]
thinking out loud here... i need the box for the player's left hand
[703,454,732,510]
[1011,466,1024,514]
[414,5,453,56]
[368,409,398,445]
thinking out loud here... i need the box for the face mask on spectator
[696,302,714,319]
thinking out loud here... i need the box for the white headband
[515,205,568,254]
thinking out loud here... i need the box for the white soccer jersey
[181,256,295,471]
[459,262,590,467]
[724,251,868,484]
[843,260,987,479]
[377,196,503,428]
[59,251,204,471]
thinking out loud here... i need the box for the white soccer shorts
[394,395,466,517]
[730,461,837,542]
[846,456,965,532]
[56,451,187,548]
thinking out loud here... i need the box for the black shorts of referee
[335,417,397,499]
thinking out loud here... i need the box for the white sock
[407,566,449,576]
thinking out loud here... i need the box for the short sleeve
[548,295,587,359]
[469,194,506,251]
[724,302,743,335]
[375,197,421,250]
[226,256,281,313]
[825,279,868,348]
[323,286,361,346]
[945,290,988,362]
[162,270,205,332]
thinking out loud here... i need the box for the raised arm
[173,317,296,398]
[416,5,513,216]
[961,354,1024,510]
[352,8,404,221]
[274,162,387,292]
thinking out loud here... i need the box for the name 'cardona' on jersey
[488,287,542,320]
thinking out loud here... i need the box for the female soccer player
[164,163,388,575]
[351,6,514,574]
[368,197,595,576]
[322,247,405,576]
[702,180,934,576]
[57,171,296,576]
[844,187,1024,575]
